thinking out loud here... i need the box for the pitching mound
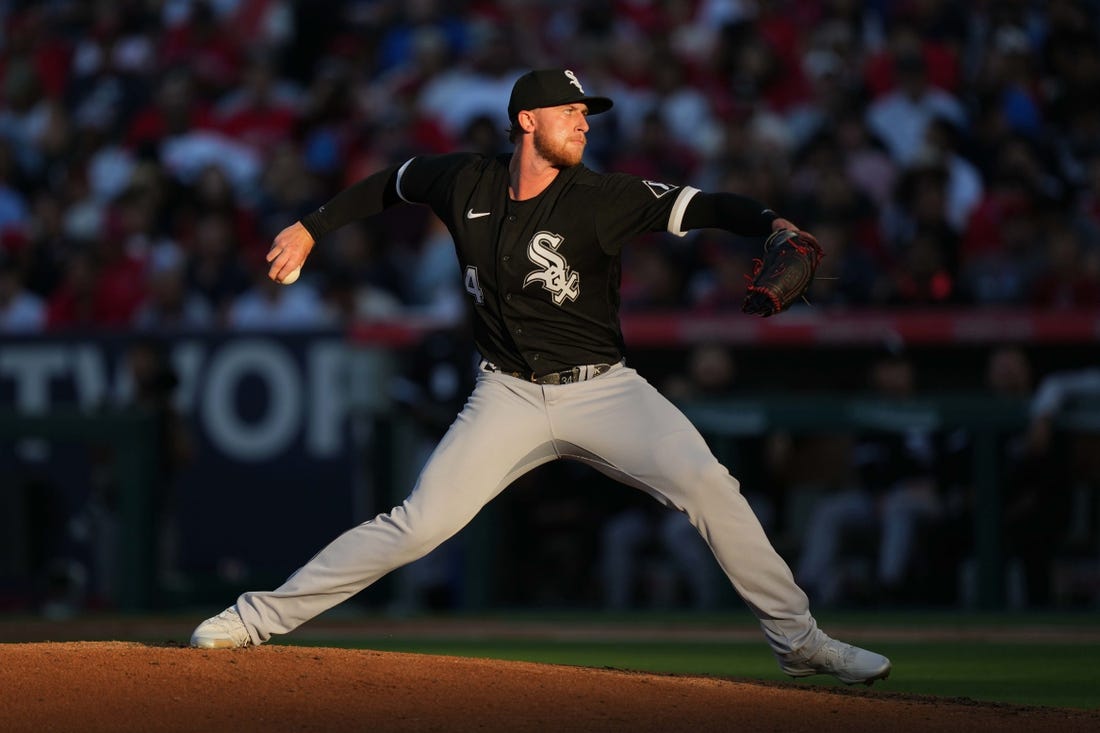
[2,642,1097,732]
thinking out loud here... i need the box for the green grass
[274,612,1100,710]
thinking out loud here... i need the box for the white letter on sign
[202,339,302,461]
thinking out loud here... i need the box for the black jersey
[396,153,699,377]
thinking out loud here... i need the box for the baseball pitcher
[191,68,889,686]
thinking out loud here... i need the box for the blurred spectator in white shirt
[417,23,524,141]
[922,118,985,233]
[225,264,331,330]
[866,44,967,166]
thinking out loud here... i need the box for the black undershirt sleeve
[680,191,778,237]
[299,164,403,241]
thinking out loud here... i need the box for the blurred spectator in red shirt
[960,132,1058,261]
[959,165,1045,305]
[45,197,148,329]
[89,232,147,326]
[1029,221,1100,308]
[126,68,214,152]
[883,225,961,307]
[159,0,244,98]
[864,20,961,98]
[2,7,72,100]
[46,246,100,328]
[213,49,301,157]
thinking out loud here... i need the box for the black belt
[481,360,616,385]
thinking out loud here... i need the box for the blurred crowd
[1,0,1100,334]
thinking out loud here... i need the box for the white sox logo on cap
[564,70,584,93]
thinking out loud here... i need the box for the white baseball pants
[235,364,825,657]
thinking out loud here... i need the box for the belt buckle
[558,368,579,385]
[534,369,571,385]
[533,365,603,385]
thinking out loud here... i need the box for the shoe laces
[207,609,248,639]
[814,640,853,671]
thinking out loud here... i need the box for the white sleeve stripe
[667,186,701,238]
[395,157,416,203]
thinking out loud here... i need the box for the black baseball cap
[507,69,614,123]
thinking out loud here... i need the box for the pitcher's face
[532,103,589,168]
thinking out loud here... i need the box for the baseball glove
[741,228,824,317]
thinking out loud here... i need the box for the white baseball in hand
[279,266,302,285]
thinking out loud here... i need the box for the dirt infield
[3,642,1099,733]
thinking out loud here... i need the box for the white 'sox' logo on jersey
[523,231,580,305]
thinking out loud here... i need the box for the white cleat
[190,606,253,649]
[779,638,891,686]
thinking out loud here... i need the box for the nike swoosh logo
[466,209,491,219]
